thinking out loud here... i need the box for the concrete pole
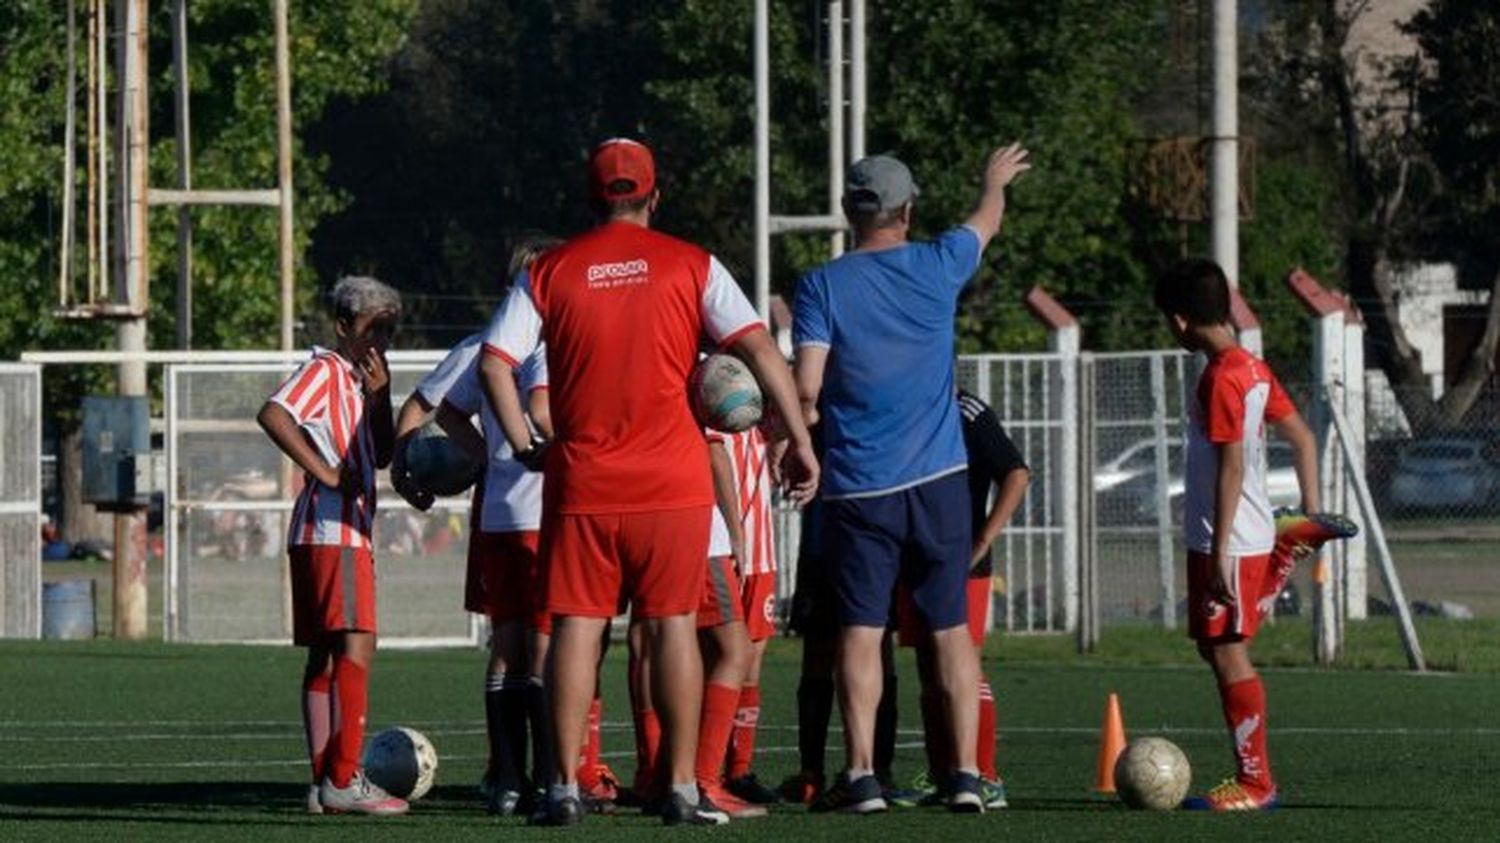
[848,0,866,163]
[113,0,150,640]
[1312,309,1346,664]
[827,1,845,259]
[753,0,771,320]
[275,0,295,350]
[1342,310,1368,619]
[1210,0,1238,287]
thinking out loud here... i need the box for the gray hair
[329,276,402,323]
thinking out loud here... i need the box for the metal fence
[1088,351,1191,627]
[165,358,481,645]
[0,364,42,638]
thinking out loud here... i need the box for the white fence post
[1025,287,1080,632]
[1148,354,1175,628]
[1287,269,1348,664]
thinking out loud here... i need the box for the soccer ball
[1114,736,1191,810]
[403,421,483,497]
[689,353,763,433]
[363,726,438,801]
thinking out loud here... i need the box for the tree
[1253,0,1500,430]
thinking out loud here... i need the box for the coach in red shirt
[480,138,817,826]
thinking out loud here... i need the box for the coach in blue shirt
[793,143,1029,814]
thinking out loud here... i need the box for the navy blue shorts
[823,470,972,632]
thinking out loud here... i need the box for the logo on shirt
[586,259,650,289]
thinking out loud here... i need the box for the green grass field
[3,628,1499,841]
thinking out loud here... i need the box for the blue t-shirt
[793,226,982,498]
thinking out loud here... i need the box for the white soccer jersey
[1184,347,1296,556]
[706,426,777,574]
[440,346,548,533]
[268,347,377,550]
[414,333,482,408]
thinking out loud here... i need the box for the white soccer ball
[363,726,438,801]
[1114,736,1191,810]
[690,353,764,433]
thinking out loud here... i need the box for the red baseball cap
[589,138,656,202]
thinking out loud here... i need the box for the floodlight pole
[1209,0,1238,289]
[275,0,295,351]
[754,0,770,320]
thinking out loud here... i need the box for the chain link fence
[0,364,42,638]
[166,360,479,645]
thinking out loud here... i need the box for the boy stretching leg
[1155,259,1319,811]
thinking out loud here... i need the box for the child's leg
[796,633,838,778]
[873,631,899,782]
[527,626,556,792]
[726,637,769,780]
[627,619,662,795]
[486,618,529,794]
[328,631,375,788]
[976,667,998,782]
[696,620,750,793]
[1199,639,1274,797]
[914,638,952,780]
[301,644,335,783]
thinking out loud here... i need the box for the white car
[1388,438,1497,512]
[1110,440,1303,524]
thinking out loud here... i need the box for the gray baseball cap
[845,154,919,213]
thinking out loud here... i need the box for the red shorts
[466,530,549,633]
[697,556,746,630]
[543,507,711,619]
[1187,551,1274,642]
[740,571,778,642]
[896,576,991,648]
[289,545,376,646]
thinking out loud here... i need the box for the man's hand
[358,347,389,393]
[779,436,820,508]
[982,142,1031,194]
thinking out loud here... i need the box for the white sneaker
[307,783,325,814]
[319,770,409,816]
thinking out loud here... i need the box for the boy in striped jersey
[715,426,782,806]
[257,276,405,816]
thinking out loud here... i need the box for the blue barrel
[42,580,96,640]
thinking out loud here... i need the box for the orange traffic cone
[1094,692,1127,793]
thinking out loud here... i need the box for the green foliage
[1405,0,1500,264]
[1239,159,1343,378]
[0,1,415,429]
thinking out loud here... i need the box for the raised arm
[962,142,1031,250]
[1271,411,1321,515]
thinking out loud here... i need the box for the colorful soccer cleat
[1182,778,1280,812]
[578,762,620,813]
[980,777,1009,810]
[1274,508,1359,552]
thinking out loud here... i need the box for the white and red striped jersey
[707,426,777,575]
[268,347,378,550]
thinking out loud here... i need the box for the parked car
[1387,437,1498,513]
[1095,437,1181,495]
[1111,440,1304,525]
